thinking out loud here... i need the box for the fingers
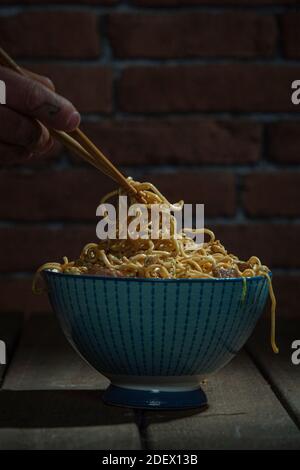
[22,68,55,92]
[0,142,32,165]
[38,123,55,155]
[0,133,54,166]
[0,106,53,155]
[0,66,80,131]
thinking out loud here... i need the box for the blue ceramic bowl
[44,271,269,409]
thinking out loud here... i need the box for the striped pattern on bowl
[44,272,269,377]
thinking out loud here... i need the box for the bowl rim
[43,269,271,284]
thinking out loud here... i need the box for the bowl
[43,271,269,410]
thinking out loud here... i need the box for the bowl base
[102,384,207,410]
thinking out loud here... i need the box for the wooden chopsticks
[0,47,137,197]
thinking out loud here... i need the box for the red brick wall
[0,0,299,316]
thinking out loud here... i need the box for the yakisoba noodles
[33,178,278,353]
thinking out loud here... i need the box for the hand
[0,66,80,164]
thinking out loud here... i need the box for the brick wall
[0,0,299,316]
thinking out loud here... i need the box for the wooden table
[0,314,299,450]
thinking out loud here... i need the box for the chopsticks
[0,47,137,197]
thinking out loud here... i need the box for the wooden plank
[0,390,140,450]
[0,427,139,450]
[1,314,141,450]
[145,351,300,450]
[0,313,23,385]
[247,318,300,428]
[4,314,109,390]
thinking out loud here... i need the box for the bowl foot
[102,384,207,410]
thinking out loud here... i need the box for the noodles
[265,272,279,354]
[32,178,278,353]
